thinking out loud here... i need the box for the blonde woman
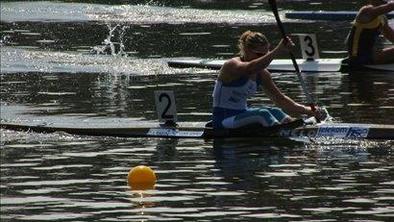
[212,30,323,129]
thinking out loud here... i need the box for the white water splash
[91,24,130,56]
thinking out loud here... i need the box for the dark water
[1,1,394,221]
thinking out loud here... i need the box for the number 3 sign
[298,33,320,60]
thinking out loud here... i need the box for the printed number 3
[303,35,315,57]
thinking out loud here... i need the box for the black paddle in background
[268,0,318,113]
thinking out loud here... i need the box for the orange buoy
[127,165,157,190]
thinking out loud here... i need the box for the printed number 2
[303,35,315,57]
[159,93,173,119]
[155,90,177,122]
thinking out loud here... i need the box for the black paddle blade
[268,0,277,10]
[268,0,285,36]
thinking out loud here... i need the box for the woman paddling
[212,30,325,129]
[346,0,394,67]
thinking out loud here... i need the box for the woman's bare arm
[259,70,313,116]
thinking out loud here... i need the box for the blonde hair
[238,30,269,58]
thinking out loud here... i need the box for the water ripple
[1,2,274,24]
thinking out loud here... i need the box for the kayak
[1,119,393,140]
[285,11,394,21]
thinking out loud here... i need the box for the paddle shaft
[268,0,316,111]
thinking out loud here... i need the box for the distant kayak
[285,11,394,21]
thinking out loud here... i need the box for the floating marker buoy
[128,165,157,190]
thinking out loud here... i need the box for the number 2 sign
[154,91,177,123]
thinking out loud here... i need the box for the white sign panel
[316,126,369,138]
[298,34,320,60]
[147,128,204,138]
[154,90,177,123]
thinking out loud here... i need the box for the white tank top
[212,78,258,110]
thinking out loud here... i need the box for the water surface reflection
[1,1,393,221]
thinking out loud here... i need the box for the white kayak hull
[168,58,394,73]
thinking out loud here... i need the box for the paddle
[268,0,318,114]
